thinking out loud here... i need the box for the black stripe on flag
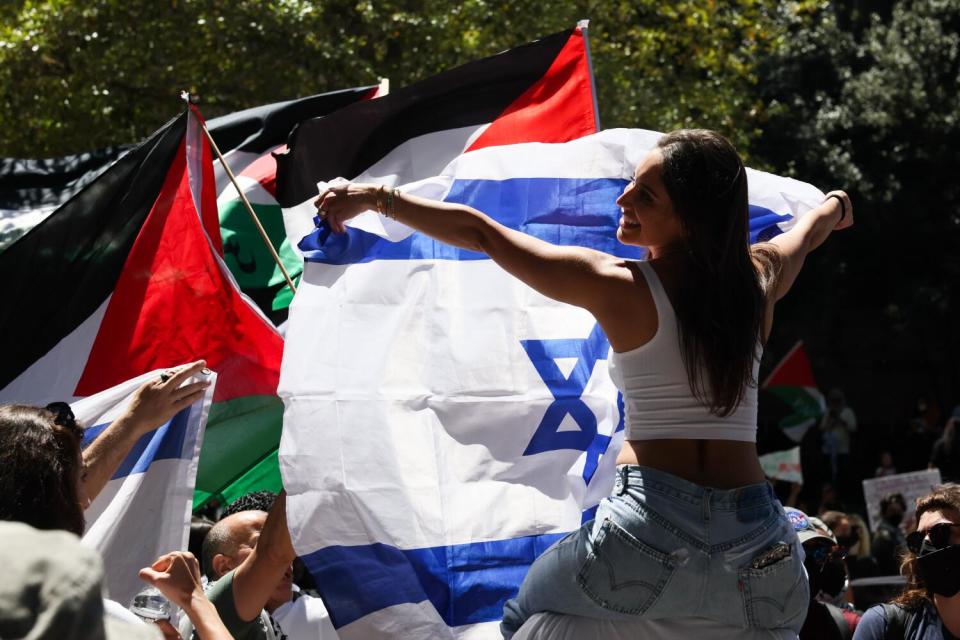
[0,112,187,390]
[275,29,572,208]
[207,86,378,155]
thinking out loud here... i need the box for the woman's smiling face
[614,149,684,255]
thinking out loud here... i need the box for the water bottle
[129,585,172,621]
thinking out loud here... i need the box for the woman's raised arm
[317,183,631,314]
[759,190,854,303]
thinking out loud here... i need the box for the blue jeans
[501,465,808,638]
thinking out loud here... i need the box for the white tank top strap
[634,261,675,343]
[609,260,760,443]
[636,260,671,313]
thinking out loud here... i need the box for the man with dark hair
[222,491,278,519]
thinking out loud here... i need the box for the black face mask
[916,544,960,597]
[836,535,859,549]
[887,512,904,527]
[819,559,848,597]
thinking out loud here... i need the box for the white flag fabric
[76,367,216,606]
[279,128,824,639]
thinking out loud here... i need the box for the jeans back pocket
[576,518,677,616]
[738,544,809,630]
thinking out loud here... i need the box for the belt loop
[616,466,628,496]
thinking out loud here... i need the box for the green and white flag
[762,341,825,443]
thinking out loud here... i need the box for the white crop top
[607,261,760,442]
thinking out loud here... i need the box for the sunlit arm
[318,184,626,314]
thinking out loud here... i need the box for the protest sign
[863,469,942,533]
[759,447,803,484]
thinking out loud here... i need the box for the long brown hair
[893,484,960,610]
[656,130,771,416]
[0,404,86,536]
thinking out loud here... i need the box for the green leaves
[0,0,806,157]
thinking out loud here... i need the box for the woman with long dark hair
[854,485,960,639]
[317,129,853,635]
[0,403,88,535]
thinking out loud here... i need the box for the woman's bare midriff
[616,438,766,489]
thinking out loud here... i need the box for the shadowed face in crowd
[208,510,293,612]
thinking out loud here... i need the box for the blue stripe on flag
[81,407,192,479]
[303,532,566,629]
[298,177,789,264]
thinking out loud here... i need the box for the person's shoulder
[205,569,235,600]
[852,605,888,639]
[203,569,261,635]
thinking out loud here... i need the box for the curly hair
[892,484,960,610]
[0,404,86,536]
[221,490,277,519]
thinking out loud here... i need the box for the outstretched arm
[760,191,853,303]
[82,360,210,502]
[139,551,233,640]
[231,491,297,622]
[316,184,629,314]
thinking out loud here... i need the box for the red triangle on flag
[75,116,283,403]
[466,26,597,151]
[234,144,286,199]
[762,341,818,389]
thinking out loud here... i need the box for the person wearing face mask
[854,485,960,639]
[788,508,860,639]
[875,494,910,576]
[824,510,880,581]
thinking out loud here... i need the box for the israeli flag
[279,129,824,639]
[75,367,216,606]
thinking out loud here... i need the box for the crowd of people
[769,389,960,581]
[1,128,957,640]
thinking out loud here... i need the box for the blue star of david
[520,323,626,487]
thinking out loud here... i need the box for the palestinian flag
[0,87,377,316]
[276,25,599,215]
[208,87,378,321]
[761,340,826,443]
[0,106,284,511]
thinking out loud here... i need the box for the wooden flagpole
[201,122,297,295]
[180,92,297,296]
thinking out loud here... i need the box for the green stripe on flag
[767,385,824,421]
[217,449,283,507]
[194,394,284,509]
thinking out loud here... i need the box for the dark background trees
[755,0,960,432]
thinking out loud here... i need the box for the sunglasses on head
[907,522,960,555]
[45,401,80,434]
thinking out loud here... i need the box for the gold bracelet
[385,188,395,219]
[375,185,386,216]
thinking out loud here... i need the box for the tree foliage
[754,0,960,419]
[0,0,809,157]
